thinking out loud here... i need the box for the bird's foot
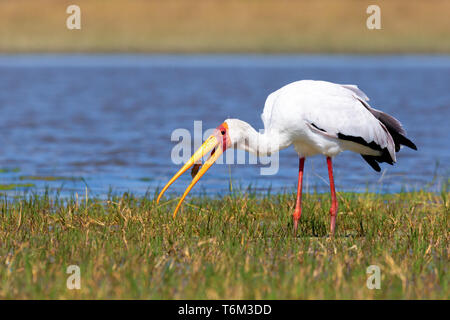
[293,219,298,236]
[292,210,301,236]
[329,214,336,237]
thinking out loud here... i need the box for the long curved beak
[156,134,224,218]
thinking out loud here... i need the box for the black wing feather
[357,99,417,171]
[361,155,381,172]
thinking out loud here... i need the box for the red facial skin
[216,122,231,152]
[215,122,230,152]
[191,122,230,178]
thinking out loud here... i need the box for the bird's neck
[237,124,289,156]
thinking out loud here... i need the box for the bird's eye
[221,130,226,135]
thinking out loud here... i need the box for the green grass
[0,183,35,191]
[19,176,79,182]
[0,168,20,174]
[0,189,448,299]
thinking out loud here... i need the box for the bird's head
[156,119,242,217]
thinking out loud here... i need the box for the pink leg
[293,157,305,235]
[327,157,338,235]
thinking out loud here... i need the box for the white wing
[261,80,396,162]
[340,84,370,101]
[260,90,280,131]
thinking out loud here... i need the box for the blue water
[0,55,448,198]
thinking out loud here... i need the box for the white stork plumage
[157,80,417,235]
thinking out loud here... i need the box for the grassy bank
[0,0,449,53]
[0,190,448,299]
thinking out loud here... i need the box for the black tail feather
[371,108,417,152]
[390,131,417,151]
[358,99,417,171]
[361,155,381,172]
[359,99,418,152]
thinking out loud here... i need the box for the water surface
[0,55,448,198]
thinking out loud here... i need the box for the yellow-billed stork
[157,80,417,235]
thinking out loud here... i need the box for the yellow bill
[156,133,224,218]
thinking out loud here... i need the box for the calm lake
[0,55,448,198]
